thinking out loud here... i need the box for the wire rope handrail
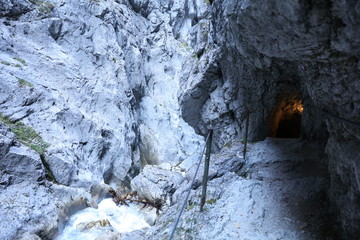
[167,130,213,240]
[167,111,251,240]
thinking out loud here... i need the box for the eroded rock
[130,165,184,204]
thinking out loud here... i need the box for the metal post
[200,129,213,212]
[243,111,250,160]
[168,132,212,240]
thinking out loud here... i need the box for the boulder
[130,165,184,204]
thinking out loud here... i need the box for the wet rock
[0,125,90,239]
[18,232,41,240]
[90,183,112,208]
[0,181,90,239]
[326,135,360,239]
[130,165,184,204]
[76,219,111,231]
[94,231,121,240]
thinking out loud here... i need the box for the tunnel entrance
[269,94,303,138]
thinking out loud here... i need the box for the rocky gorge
[0,0,359,239]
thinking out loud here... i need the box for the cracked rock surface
[1,0,359,238]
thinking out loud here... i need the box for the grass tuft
[206,198,217,204]
[186,203,196,211]
[30,0,55,14]
[17,78,33,88]
[0,113,56,182]
[0,113,49,155]
[1,61,11,66]
[13,57,27,66]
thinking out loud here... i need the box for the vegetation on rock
[0,113,49,155]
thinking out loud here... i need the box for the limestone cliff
[1,0,359,239]
[0,0,203,188]
[1,0,204,238]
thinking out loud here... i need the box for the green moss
[40,154,58,183]
[161,219,173,232]
[30,0,43,4]
[206,198,217,204]
[0,113,12,125]
[35,1,55,14]
[17,78,33,88]
[186,203,196,211]
[14,64,22,68]
[12,123,49,154]
[13,57,27,66]
[200,22,208,28]
[177,226,195,234]
[162,220,171,228]
[202,30,209,38]
[223,141,232,148]
[179,42,193,52]
[0,113,49,155]
[1,61,11,66]
[0,113,55,182]
[30,0,54,12]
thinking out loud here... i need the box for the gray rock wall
[1,0,360,238]
[1,1,205,237]
[0,0,203,188]
[178,0,360,237]
[0,122,91,239]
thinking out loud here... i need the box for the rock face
[0,123,91,239]
[1,0,360,239]
[178,0,360,237]
[130,164,184,204]
[0,0,203,188]
[0,122,45,186]
[1,0,204,238]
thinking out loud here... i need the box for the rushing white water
[57,198,150,240]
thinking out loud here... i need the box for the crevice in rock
[40,154,58,184]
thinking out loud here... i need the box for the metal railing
[243,111,250,160]
[168,111,251,240]
[200,130,213,212]
[168,129,213,240]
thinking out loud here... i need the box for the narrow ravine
[1,0,359,239]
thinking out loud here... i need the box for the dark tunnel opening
[276,111,302,138]
[270,94,303,138]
